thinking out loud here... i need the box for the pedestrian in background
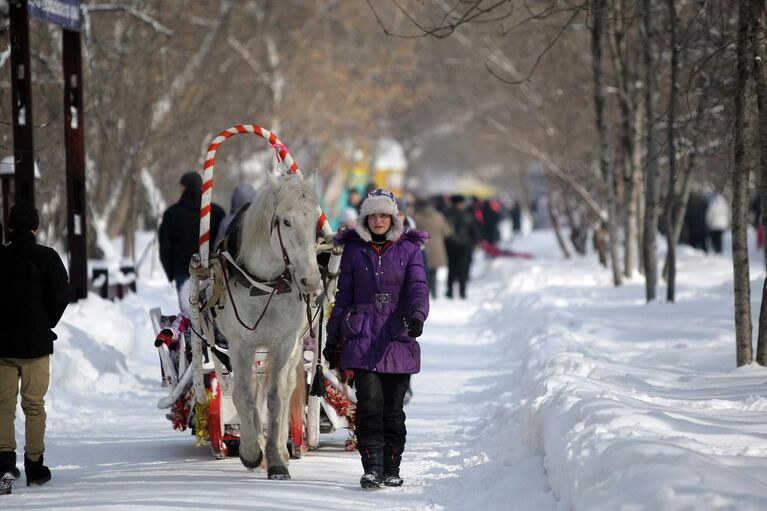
[159,172,225,307]
[444,195,481,299]
[214,182,257,248]
[705,192,730,254]
[413,197,452,298]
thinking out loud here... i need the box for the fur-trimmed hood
[334,226,429,247]
[354,191,404,241]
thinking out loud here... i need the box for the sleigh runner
[150,125,356,476]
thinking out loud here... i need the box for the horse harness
[190,210,316,338]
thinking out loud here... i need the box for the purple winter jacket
[326,227,430,374]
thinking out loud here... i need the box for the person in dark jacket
[159,172,225,305]
[0,201,71,491]
[323,188,429,489]
[481,198,502,245]
[214,182,257,248]
[444,195,481,299]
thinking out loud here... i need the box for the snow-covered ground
[5,230,767,510]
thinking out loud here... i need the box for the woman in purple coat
[323,188,429,489]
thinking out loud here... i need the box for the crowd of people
[338,187,516,300]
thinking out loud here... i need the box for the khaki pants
[0,356,50,460]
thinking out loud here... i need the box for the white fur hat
[355,188,404,241]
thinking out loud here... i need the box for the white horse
[215,171,320,480]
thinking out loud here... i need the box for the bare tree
[607,0,641,279]
[751,0,767,365]
[591,0,622,285]
[662,0,680,302]
[733,0,754,366]
[641,0,659,301]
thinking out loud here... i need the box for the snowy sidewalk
[4,255,555,510]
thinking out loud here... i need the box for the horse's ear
[306,169,318,187]
[266,169,281,192]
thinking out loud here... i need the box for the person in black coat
[159,172,225,304]
[444,195,481,299]
[0,201,71,489]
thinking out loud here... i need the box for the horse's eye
[283,218,292,227]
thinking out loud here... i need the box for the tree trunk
[663,85,711,280]
[663,0,680,302]
[608,0,638,279]
[635,109,646,276]
[547,192,572,259]
[624,175,637,277]
[122,172,138,261]
[591,0,622,286]
[734,0,754,366]
[641,0,659,301]
[750,0,767,365]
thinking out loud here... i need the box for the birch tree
[733,0,753,366]
[751,0,767,365]
[641,0,659,301]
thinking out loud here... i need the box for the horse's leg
[231,343,264,469]
[264,342,299,480]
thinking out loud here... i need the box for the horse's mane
[236,175,318,266]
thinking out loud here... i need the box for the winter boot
[0,451,20,495]
[359,448,384,489]
[383,448,403,487]
[0,452,20,479]
[24,454,51,487]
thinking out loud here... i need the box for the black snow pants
[354,370,411,453]
[446,244,472,299]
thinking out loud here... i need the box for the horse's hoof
[240,451,263,470]
[267,466,291,480]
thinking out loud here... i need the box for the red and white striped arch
[198,124,331,266]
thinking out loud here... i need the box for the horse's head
[266,171,322,294]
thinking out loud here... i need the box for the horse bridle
[271,211,319,338]
[270,211,293,276]
[221,208,313,333]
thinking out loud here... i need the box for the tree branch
[85,3,174,36]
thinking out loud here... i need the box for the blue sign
[28,0,81,31]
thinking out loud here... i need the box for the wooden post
[9,0,35,204]
[63,28,88,300]
[1,176,9,239]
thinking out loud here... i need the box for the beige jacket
[413,205,452,268]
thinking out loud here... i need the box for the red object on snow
[481,241,534,259]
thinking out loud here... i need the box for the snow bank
[45,279,178,427]
[502,233,767,510]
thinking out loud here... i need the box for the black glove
[322,343,339,369]
[406,318,424,338]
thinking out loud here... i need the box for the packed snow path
[4,242,556,510]
[7,230,767,510]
